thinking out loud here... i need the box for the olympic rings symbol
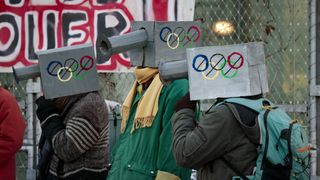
[159,26,200,50]
[192,52,245,80]
[46,55,94,82]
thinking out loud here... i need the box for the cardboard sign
[187,42,268,100]
[130,21,202,67]
[37,44,100,99]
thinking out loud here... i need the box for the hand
[35,96,64,140]
[174,92,196,112]
[35,96,59,126]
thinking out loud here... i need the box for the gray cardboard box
[37,44,100,99]
[187,42,269,100]
[130,21,202,67]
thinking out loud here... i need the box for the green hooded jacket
[107,79,191,180]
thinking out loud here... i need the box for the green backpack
[222,98,310,180]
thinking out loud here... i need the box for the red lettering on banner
[0,0,134,71]
[0,0,174,71]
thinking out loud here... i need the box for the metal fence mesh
[0,73,27,103]
[99,72,135,103]
[195,0,309,125]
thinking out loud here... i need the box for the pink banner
[0,0,187,71]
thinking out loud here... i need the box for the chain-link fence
[99,72,135,103]
[195,0,309,124]
[0,73,27,103]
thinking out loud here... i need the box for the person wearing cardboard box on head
[166,43,310,180]
[13,44,110,180]
[105,21,204,180]
[106,66,191,180]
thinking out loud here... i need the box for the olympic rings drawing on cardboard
[192,52,244,80]
[166,33,180,50]
[46,55,94,82]
[47,61,63,77]
[159,26,200,49]
[57,67,73,82]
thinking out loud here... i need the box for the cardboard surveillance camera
[96,21,202,67]
[13,44,100,99]
[159,42,269,100]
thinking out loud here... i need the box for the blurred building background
[0,0,319,179]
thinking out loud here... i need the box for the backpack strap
[286,122,294,168]
[261,109,270,169]
[224,98,277,113]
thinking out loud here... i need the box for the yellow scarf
[121,67,164,133]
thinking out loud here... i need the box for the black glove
[35,97,58,123]
[174,92,196,112]
[35,96,64,140]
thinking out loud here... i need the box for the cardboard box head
[37,44,100,99]
[187,42,269,100]
[130,21,202,67]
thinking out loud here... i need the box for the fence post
[25,79,41,180]
[309,0,319,177]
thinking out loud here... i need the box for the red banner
[0,0,190,72]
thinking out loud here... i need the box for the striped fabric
[95,125,109,148]
[49,92,109,179]
[66,117,99,153]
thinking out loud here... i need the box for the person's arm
[36,96,104,162]
[51,95,108,162]
[52,115,100,162]
[155,80,190,180]
[0,90,26,165]
[172,101,231,169]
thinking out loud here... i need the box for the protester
[0,87,26,180]
[107,67,191,180]
[172,93,261,179]
[169,43,310,179]
[35,91,109,180]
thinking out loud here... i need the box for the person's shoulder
[206,103,233,118]
[161,79,189,100]
[213,103,231,112]
[76,92,107,110]
[165,79,189,91]
[84,91,101,98]
[169,79,188,86]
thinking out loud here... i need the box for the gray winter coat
[171,103,260,180]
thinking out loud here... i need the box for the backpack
[222,98,310,180]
